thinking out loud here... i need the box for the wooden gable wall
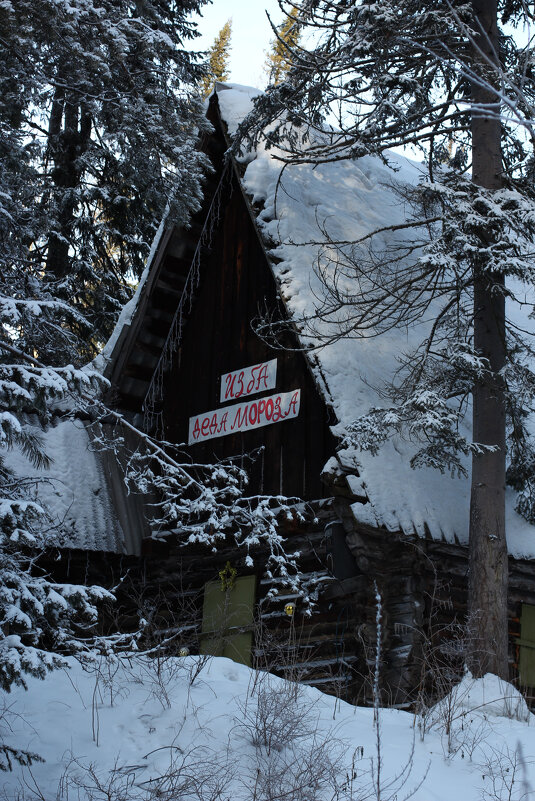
[160,163,337,500]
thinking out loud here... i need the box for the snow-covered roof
[215,83,535,558]
[5,418,139,555]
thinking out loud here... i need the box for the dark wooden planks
[158,164,336,500]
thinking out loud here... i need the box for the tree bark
[46,90,92,280]
[468,0,508,678]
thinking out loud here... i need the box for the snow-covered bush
[93,421,315,599]
[237,672,344,801]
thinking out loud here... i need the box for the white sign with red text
[220,359,277,403]
[189,389,301,444]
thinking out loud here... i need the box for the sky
[194,0,283,89]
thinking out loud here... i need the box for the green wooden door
[519,604,535,687]
[200,574,256,666]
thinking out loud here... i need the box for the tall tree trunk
[46,90,92,280]
[468,0,508,678]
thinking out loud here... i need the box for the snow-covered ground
[2,655,535,800]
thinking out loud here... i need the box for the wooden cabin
[33,84,535,708]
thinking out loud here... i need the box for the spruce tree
[0,0,210,697]
[202,19,233,96]
[1,0,211,361]
[237,0,535,679]
[265,8,301,86]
